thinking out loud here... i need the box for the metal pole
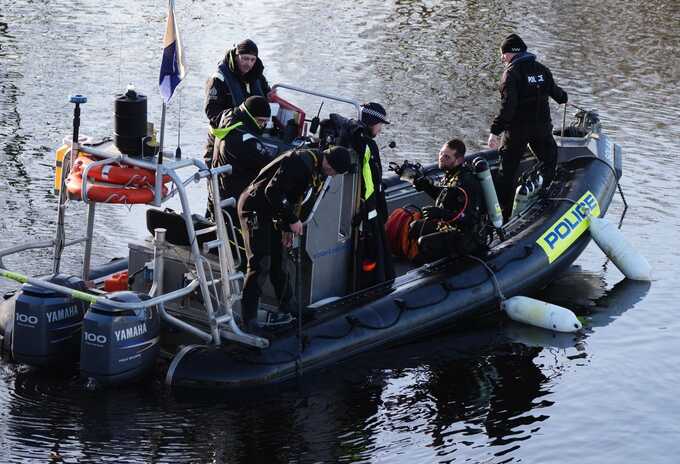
[561,103,567,146]
[54,95,87,274]
[350,167,362,293]
[158,101,166,165]
[152,228,166,296]
[81,201,96,280]
[294,235,304,375]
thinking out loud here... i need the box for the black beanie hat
[500,33,527,53]
[244,96,271,118]
[324,146,352,174]
[360,102,390,127]
[236,39,258,56]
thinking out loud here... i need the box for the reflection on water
[0,275,650,463]
[0,0,678,462]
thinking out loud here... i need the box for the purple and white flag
[159,0,186,103]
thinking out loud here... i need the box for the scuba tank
[511,183,531,218]
[511,171,544,218]
[473,158,503,228]
[530,171,543,192]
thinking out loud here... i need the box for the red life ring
[72,154,170,187]
[66,173,166,204]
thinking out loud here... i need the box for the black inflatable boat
[165,119,621,388]
[0,85,621,389]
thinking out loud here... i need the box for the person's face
[370,123,383,138]
[438,145,463,170]
[500,51,513,64]
[236,53,257,74]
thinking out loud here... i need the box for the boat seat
[146,208,218,249]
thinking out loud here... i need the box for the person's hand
[413,176,431,192]
[488,133,500,149]
[281,231,293,248]
[289,220,303,235]
[422,206,450,221]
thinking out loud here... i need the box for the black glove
[413,176,432,192]
[422,206,451,221]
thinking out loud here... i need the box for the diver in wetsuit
[237,146,352,331]
[410,139,487,260]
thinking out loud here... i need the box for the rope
[464,254,506,303]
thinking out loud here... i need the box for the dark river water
[1,0,679,462]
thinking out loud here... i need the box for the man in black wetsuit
[203,39,271,167]
[237,146,352,331]
[487,33,568,221]
[410,139,487,260]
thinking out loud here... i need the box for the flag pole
[158,0,185,164]
[158,101,166,164]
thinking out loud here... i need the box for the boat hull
[167,140,620,389]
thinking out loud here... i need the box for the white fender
[473,158,503,228]
[503,296,582,333]
[588,215,652,281]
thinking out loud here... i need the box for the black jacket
[239,149,324,228]
[490,52,567,135]
[204,47,271,129]
[321,114,388,221]
[213,107,274,205]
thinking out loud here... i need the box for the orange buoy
[72,154,170,187]
[66,173,166,204]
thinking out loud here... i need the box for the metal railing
[0,147,269,349]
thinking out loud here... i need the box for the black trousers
[498,127,558,220]
[410,219,481,262]
[239,213,292,325]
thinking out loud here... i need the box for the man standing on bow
[487,33,568,221]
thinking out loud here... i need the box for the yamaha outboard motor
[80,291,160,386]
[12,274,88,366]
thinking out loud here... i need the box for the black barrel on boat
[80,291,160,386]
[12,274,88,366]
[114,87,147,157]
